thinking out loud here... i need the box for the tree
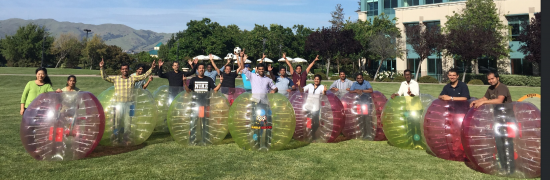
[0,23,54,67]
[444,0,510,79]
[51,33,82,68]
[368,31,406,81]
[103,45,133,70]
[405,24,445,80]
[517,12,541,75]
[329,4,345,29]
[305,27,361,76]
[81,34,107,70]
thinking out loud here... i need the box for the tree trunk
[533,62,540,76]
[414,58,424,81]
[326,58,330,76]
[373,60,384,82]
[474,59,479,74]
[337,60,340,74]
[55,56,64,68]
[462,65,467,82]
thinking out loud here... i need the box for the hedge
[448,73,540,87]
[418,76,439,83]
[393,76,406,82]
[468,79,484,85]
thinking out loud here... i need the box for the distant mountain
[0,18,173,52]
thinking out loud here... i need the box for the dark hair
[172,61,179,66]
[487,70,499,78]
[314,74,322,81]
[207,64,213,67]
[339,71,346,75]
[120,63,129,69]
[355,73,363,78]
[448,68,458,75]
[35,67,52,85]
[225,65,232,69]
[257,63,265,69]
[404,69,412,74]
[136,64,146,70]
[66,75,76,86]
[296,65,303,69]
[280,67,286,71]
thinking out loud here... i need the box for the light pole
[41,36,45,68]
[83,29,91,40]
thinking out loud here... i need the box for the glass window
[367,2,379,16]
[506,15,529,41]
[448,0,465,2]
[403,0,419,7]
[477,57,497,74]
[407,58,420,76]
[454,59,472,73]
[404,23,419,40]
[384,0,398,15]
[423,21,440,32]
[427,58,442,75]
[426,0,443,4]
[511,58,533,75]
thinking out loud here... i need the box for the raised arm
[99,58,114,83]
[283,53,294,75]
[305,55,319,74]
[143,76,153,89]
[259,53,266,64]
[214,75,223,92]
[157,59,167,78]
[183,58,198,77]
[134,60,156,82]
[209,54,221,75]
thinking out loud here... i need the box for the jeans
[251,101,272,150]
[111,102,135,144]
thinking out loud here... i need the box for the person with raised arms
[391,69,419,99]
[439,68,470,101]
[131,64,153,89]
[209,54,241,88]
[284,54,320,88]
[268,53,295,97]
[157,58,198,99]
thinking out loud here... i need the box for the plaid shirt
[101,68,153,102]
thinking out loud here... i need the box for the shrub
[500,75,541,87]
[329,76,340,80]
[418,76,438,83]
[393,75,406,82]
[315,73,327,80]
[468,79,484,85]
[380,78,392,82]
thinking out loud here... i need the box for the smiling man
[470,71,512,108]
[439,68,470,101]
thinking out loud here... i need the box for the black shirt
[157,64,197,87]
[440,81,471,100]
[188,76,216,92]
[221,72,238,88]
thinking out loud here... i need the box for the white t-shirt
[397,80,420,97]
[303,84,325,95]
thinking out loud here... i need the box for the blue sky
[0,0,360,33]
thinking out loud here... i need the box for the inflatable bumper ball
[97,86,158,146]
[167,91,230,146]
[462,102,541,178]
[228,93,296,151]
[219,87,246,106]
[341,91,387,141]
[421,98,476,161]
[289,92,344,143]
[152,85,185,132]
[381,94,434,150]
[20,92,105,160]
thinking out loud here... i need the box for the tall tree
[305,27,361,76]
[0,23,54,67]
[103,45,133,70]
[81,34,107,70]
[444,0,510,77]
[329,4,345,29]
[517,12,541,75]
[368,31,406,81]
[405,24,445,80]
[51,33,82,68]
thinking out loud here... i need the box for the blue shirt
[241,69,255,90]
[202,70,218,82]
[440,81,471,99]
[350,81,372,91]
[275,76,294,96]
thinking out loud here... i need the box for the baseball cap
[244,64,250,68]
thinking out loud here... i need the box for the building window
[427,58,443,80]
[402,0,419,7]
[425,0,442,4]
[448,0,465,2]
[384,0,398,15]
[404,23,419,40]
[506,15,529,41]
[367,1,379,16]
[423,21,440,32]
[511,58,533,75]
[454,59,472,73]
[407,58,421,76]
[477,57,497,74]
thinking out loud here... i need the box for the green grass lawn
[0,75,540,179]
[0,67,100,75]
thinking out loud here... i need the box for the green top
[21,81,54,108]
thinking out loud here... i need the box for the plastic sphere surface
[20,92,105,160]
[219,87,246,106]
[228,93,296,151]
[341,91,387,141]
[167,91,230,146]
[289,92,344,143]
[462,102,541,178]
[421,99,475,161]
[152,85,185,132]
[381,94,434,150]
[97,86,158,146]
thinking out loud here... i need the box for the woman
[298,74,327,142]
[20,67,54,115]
[299,74,327,95]
[57,75,80,92]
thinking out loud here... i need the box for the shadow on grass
[86,144,146,159]
[144,132,174,145]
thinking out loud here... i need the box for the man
[209,54,241,88]
[237,48,255,92]
[350,73,373,94]
[99,58,155,144]
[284,54,319,88]
[470,71,512,108]
[131,65,153,89]
[391,69,419,99]
[268,59,295,96]
[439,68,470,101]
[240,53,277,150]
[348,73,375,139]
[330,71,354,95]
[183,63,223,145]
[157,58,198,100]
[200,64,218,82]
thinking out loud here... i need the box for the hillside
[0,18,173,52]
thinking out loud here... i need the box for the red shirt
[292,71,307,87]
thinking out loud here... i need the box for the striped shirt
[329,79,353,92]
[101,68,153,102]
